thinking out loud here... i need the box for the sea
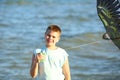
[0,0,120,80]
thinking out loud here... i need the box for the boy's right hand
[36,53,45,62]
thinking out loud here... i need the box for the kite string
[66,40,104,50]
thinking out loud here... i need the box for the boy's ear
[57,37,60,42]
[56,39,59,42]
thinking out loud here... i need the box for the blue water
[0,0,120,80]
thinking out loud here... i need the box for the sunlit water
[0,0,120,80]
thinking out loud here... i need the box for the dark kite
[97,0,120,49]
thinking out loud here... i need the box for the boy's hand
[36,53,45,62]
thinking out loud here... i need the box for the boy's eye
[47,34,50,36]
[47,34,50,37]
[47,34,56,38]
[53,36,55,38]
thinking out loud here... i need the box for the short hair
[45,24,61,34]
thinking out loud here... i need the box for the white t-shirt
[33,47,68,80]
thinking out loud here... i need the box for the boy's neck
[46,45,58,50]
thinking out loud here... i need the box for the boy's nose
[49,36,53,39]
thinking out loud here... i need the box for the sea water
[0,0,120,80]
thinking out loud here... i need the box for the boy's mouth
[47,40,53,43]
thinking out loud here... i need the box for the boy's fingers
[37,54,45,60]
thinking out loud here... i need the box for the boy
[30,25,71,80]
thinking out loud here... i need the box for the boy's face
[45,30,60,47]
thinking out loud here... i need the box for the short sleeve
[60,49,69,67]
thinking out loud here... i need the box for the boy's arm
[30,54,39,78]
[62,58,71,80]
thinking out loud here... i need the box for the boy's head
[45,24,61,35]
[45,25,61,47]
